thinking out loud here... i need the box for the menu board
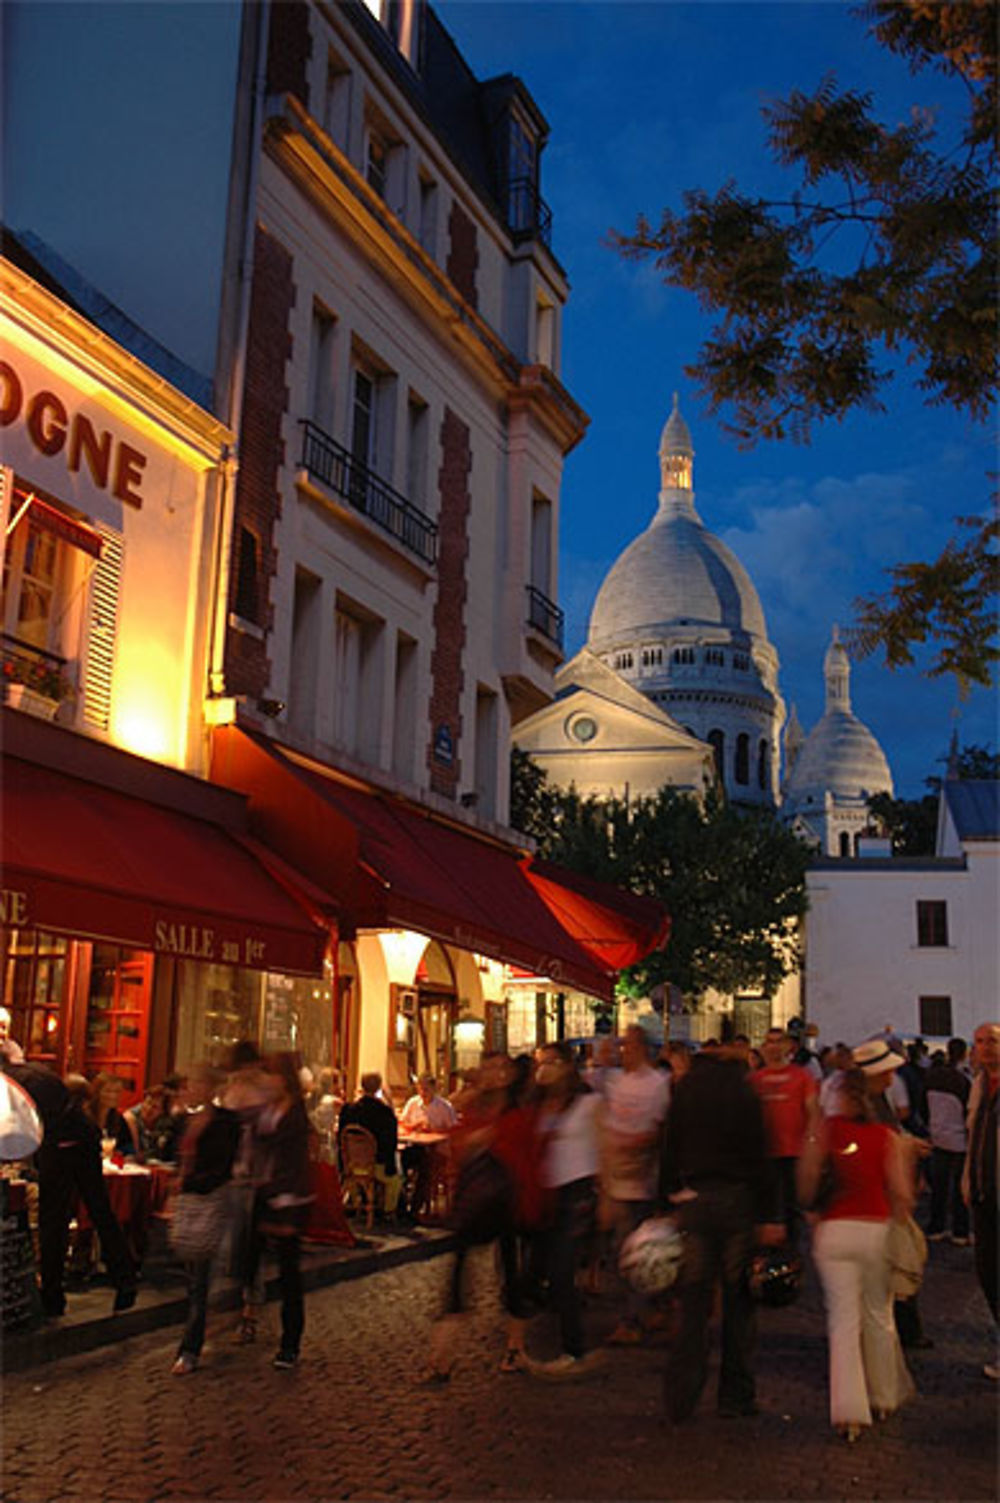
[1,1182,40,1331]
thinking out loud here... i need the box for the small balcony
[2,633,75,721]
[507,178,553,249]
[298,420,438,567]
[526,585,564,648]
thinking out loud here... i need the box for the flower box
[4,683,61,721]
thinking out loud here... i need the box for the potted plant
[2,653,74,720]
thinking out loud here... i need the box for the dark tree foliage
[511,751,810,1005]
[612,0,998,686]
[867,740,999,853]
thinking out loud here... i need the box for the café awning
[525,859,670,973]
[1,755,328,975]
[210,725,618,1000]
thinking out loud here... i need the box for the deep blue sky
[4,2,994,797]
[442,0,997,796]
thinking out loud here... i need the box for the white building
[518,394,785,805]
[804,779,999,1046]
[783,626,894,856]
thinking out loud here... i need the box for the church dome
[588,394,768,648]
[784,628,893,803]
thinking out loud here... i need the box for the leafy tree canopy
[512,749,811,1005]
[867,740,999,854]
[612,0,998,687]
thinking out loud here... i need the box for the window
[234,526,260,623]
[351,371,377,470]
[708,729,725,782]
[535,297,555,368]
[406,392,429,509]
[364,112,406,213]
[919,996,952,1037]
[308,302,337,431]
[673,646,695,665]
[641,648,662,667]
[614,651,633,671]
[366,132,388,198]
[324,52,352,151]
[530,493,553,597]
[757,739,769,791]
[506,116,537,231]
[418,171,438,255]
[734,652,750,671]
[839,831,851,858]
[705,647,724,667]
[392,632,417,782]
[735,732,750,785]
[474,685,499,819]
[332,596,384,762]
[289,567,321,734]
[916,900,948,948]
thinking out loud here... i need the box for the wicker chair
[339,1125,378,1230]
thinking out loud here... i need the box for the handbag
[169,1185,227,1263]
[886,1213,927,1298]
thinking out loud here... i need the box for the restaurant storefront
[0,710,329,1104]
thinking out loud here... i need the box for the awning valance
[1,755,328,975]
[210,725,617,1000]
[525,859,670,972]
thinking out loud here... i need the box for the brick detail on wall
[427,408,472,800]
[446,200,478,310]
[267,0,312,109]
[224,224,295,700]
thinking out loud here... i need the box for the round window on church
[568,714,598,743]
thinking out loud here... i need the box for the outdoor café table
[75,1161,173,1268]
[398,1130,450,1217]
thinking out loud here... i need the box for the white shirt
[399,1093,456,1133]
[603,1063,670,1200]
[540,1092,601,1188]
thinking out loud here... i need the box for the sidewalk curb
[2,1229,457,1375]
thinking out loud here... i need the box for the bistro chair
[339,1125,378,1230]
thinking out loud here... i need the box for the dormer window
[361,0,423,68]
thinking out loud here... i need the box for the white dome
[784,628,893,804]
[589,394,769,648]
[589,512,768,646]
[784,710,893,803]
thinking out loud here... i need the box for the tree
[612,1,998,686]
[867,739,999,854]
[512,753,811,1005]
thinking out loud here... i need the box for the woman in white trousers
[799,1043,915,1442]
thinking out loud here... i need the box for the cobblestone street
[3,1237,995,1503]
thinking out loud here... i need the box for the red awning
[210,726,617,1000]
[9,492,105,559]
[1,756,328,975]
[525,859,670,972]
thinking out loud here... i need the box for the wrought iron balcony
[299,420,438,566]
[526,584,564,648]
[506,178,553,248]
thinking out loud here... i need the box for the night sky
[442,0,997,797]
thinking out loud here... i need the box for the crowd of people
[1,1014,997,1444]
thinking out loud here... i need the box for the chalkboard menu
[1,1181,40,1332]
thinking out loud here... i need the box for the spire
[657,391,698,517]
[823,624,851,713]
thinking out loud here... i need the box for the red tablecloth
[304,1158,355,1247]
[76,1163,175,1265]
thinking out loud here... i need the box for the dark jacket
[177,1105,240,1196]
[660,1053,772,1221]
[339,1094,398,1175]
[257,1100,312,1209]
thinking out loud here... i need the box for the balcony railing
[506,178,553,249]
[2,632,74,704]
[526,585,564,648]
[299,420,438,567]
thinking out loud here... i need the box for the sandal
[836,1424,863,1444]
[499,1347,525,1373]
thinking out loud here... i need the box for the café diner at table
[75,1160,174,1268]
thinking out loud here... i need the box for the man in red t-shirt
[751,1027,819,1250]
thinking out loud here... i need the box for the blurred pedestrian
[660,1044,780,1422]
[799,1049,915,1442]
[170,1065,240,1375]
[750,1027,819,1252]
[223,1040,271,1345]
[962,1022,999,1381]
[924,1039,971,1244]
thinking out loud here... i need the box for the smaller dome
[784,628,893,804]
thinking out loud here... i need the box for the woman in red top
[798,1044,915,1442]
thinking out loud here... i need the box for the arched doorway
[414,941,458,1090]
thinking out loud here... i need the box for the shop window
[916,900,948,948]
[735,733,750,786]
[919,995,952,1037]
[1,928,69,1068]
